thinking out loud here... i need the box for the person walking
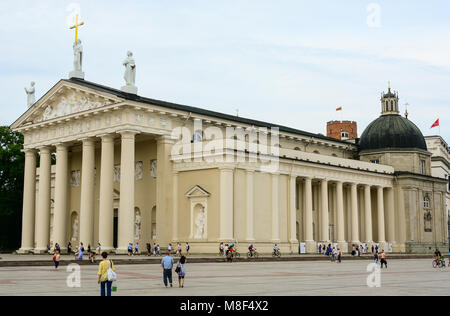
[78,243,85,260]
[146,243,151,256]
[374,251,379,264]
[161,251,174,288]
[176,255,187,288]
[168,243,173,255]
[134,243,139,255]
[53,250,61,270]
[380,250,387,268]
[219,243,224,256]
[337,248,342,263]
[98,252,115,297]
[97,243,102,255]
[67,242,72,254]
[186,242,190,256]
[128,243,133,256]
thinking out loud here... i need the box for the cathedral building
[11,76,448,255]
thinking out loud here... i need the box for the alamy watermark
[170,119,280,173]
[366,3,381,28]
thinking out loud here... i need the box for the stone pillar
[117,131,137,253]
[386,187,397,248]
[289,175,298,249]
[304,177,315,253]
[53,144,69,252]
[98,135,115,252]
[335,181,347,252]
[219,167,234,241]
[320,179,329,243]
[377,186,386,247]
[172,172,179,242]
[19,149,37,253]
[364,184,373,244]
[246,170,255,241]
[271,173,280,242]
[156,135,174,245]
[350,183,360,245]
[397,186,407,252]
[79,138,95,248]
[35,147,52,253]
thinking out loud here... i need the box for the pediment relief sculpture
[34,92,115,123]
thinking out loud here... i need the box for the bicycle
[272,249,281,258]
[432,257,446,268]
[247,250,259,259]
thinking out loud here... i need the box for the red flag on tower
[430,119,439,128]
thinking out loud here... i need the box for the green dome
[359,114,427,152]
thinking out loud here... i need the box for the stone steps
[0,254,434,267]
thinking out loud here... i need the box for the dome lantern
[380,82,399,115]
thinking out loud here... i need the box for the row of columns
[298,177,393,252]
[20,131,139,254]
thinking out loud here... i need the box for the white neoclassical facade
[11,78,449,254]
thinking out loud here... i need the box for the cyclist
[248,244,255,257]
[434,249,442,265]
[273,244,279,256]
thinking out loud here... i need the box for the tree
[0,126,24,251]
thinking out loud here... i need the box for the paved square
[0,259,448,296]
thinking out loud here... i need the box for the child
[53,250,61,270]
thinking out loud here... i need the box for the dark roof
[64,78,353,146]
[359,114,427,152]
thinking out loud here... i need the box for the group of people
[319,244,343,263]
[96,250,188,296]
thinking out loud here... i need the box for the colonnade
[19,130,141,254]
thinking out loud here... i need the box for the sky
[1,0,449,141]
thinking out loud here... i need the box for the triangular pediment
[11,80,122,130]
[185,185,211,198]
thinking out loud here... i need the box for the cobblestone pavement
[0,259,448,296]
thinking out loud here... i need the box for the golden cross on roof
[70,14,84,43]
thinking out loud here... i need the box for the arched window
[423,196,430,208]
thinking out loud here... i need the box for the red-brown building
[327,120,357,141]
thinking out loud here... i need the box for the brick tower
[327,120,358,141]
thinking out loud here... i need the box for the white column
[289,175,298,245]
[386,187,396,247]
[271,173,280,242]
[35,147,52,253]
[219,167,234,241]
[118,131,137,253]
[19,149,37,253]
[79,138,95,248]
[246,170,255,241]
[350,183,360,245]
[304,177,315,253]
[320,179,329,243]
[364,184,373,243]
[172,172,179,242]
[98,135,115,252]
[335,181,347,252]
[53,144,69,252]
[377,186,386,246]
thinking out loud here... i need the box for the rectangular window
[371,159,380,164]
[420,160,426,175]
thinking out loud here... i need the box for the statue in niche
[72,216,79,241]
[150,160,157,179]
[424,211,432,232]
[195,207,206,239]
[134,211,142,241]
[135,161,143,180]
